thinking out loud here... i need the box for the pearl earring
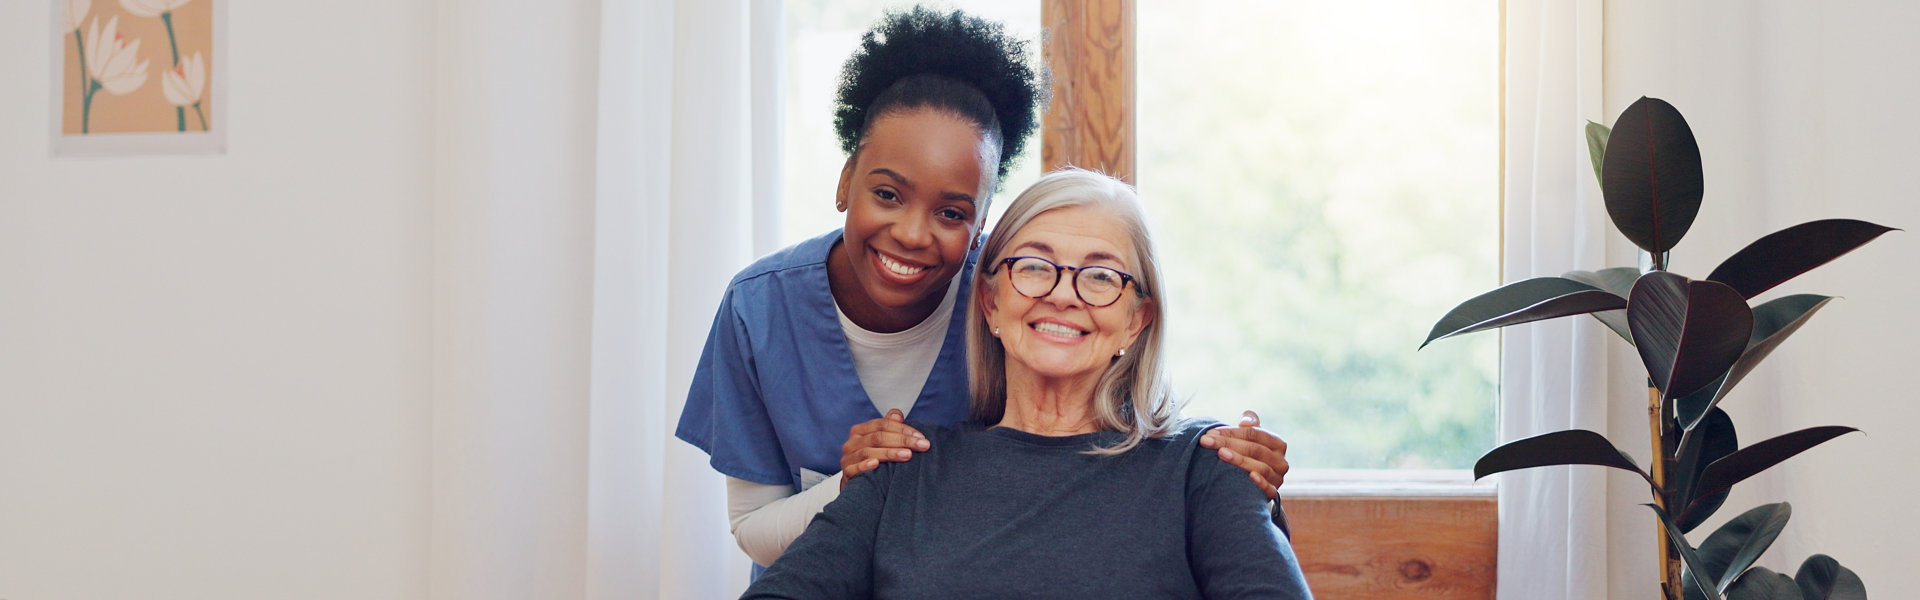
[1116,348,1126,357]
[992,327,1000,337]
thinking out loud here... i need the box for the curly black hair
[834,7,1043,188]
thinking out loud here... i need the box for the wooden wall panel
[1284,495,1497,599]
[1040,0,1135,183]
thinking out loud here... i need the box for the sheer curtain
[431,0,779,597]
[654,0,783,597]
[1499,1,1613,599]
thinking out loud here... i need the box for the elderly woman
[742,169,1312,599]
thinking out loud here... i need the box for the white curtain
[656,0,784,597]
[432,0,780,597]
[1499,1,1612,599]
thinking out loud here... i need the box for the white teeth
[1032,322,1085,337]
[878,253,929,276]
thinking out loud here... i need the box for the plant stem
[162,12,181,65]
[1649,382,1681,600]
[192,102,208,131]
[74,31,88,113]
[163,12,184,131]
[82,80,100,134]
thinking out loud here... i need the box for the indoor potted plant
[1421,97,1887,600]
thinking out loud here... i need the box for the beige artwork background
[60,0,215,135]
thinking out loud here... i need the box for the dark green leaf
[1693,503,1793,595]
[1677,296,1835,431]
[1674,409,1737,533]
[1572,267,1642,297]
[1675,377,1727,442]
[1687,427,1862,514]
[1628,272,1754,401]
[1649,504,1725,600]
[1473,429,1651,485]
[1707,219,1897,299]
[1724,567,1803,600]
[1603,97,1706,255]
[1586,120,1612,187]
[1687,571,1712,600]
[1422,277,1626,349]
[1564,267,1640,344]
[1590,310,1632,344]
[1796,555,1867,600]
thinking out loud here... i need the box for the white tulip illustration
[121,0,194,130]
[162,51,204,105]
[118,0,191,18]
[163,52,210,130]
[86,17,149,95]
[79,16,149,133]
[65,0,91,32]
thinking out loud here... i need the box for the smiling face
[829,109,995,332]
[981,204,1152,386]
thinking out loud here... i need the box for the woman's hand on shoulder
[839,408,930,490]
[1200,410,1290,500]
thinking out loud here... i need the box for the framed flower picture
[51,0,225,155]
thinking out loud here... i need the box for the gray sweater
[742,420,1314,599]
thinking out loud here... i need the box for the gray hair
[965,168,1177,454]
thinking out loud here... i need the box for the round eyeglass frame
[992,255,1138,307]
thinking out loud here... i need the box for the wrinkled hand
[839,408,930,490]
[1200,410,1290,500]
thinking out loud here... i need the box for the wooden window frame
[1038,2,1498,598]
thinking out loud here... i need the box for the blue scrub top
[676,228,979,492]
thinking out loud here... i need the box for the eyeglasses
[992,256,1138,307]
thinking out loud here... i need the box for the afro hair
[833,7,1043,186]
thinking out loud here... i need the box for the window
[1138,1,1500,470]
[783,2,1503,593]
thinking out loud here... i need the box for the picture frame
[50,0,226,155]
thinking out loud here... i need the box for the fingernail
[915,439,930,450]
[895,450,911,460]
[1220,449,1237,460]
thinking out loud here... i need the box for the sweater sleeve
[1185,437,1315,599]
[739,465,885,599]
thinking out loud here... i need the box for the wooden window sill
[1281,470,1496,599]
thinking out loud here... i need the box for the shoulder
[863,421,984,479]
[727,229,840,288]
[1163,418,1248,481]
[904,420,982,450]
[1151,417,1226,455]
[1171,417,1226,442]
[709,230,839,320]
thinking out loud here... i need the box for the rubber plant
[1422,97,1890,600]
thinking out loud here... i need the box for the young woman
[674,7,1292,572]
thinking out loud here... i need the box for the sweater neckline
[982,424,1121,448]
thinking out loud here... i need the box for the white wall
[1602,0,1920,594]
[0,1,436,598]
